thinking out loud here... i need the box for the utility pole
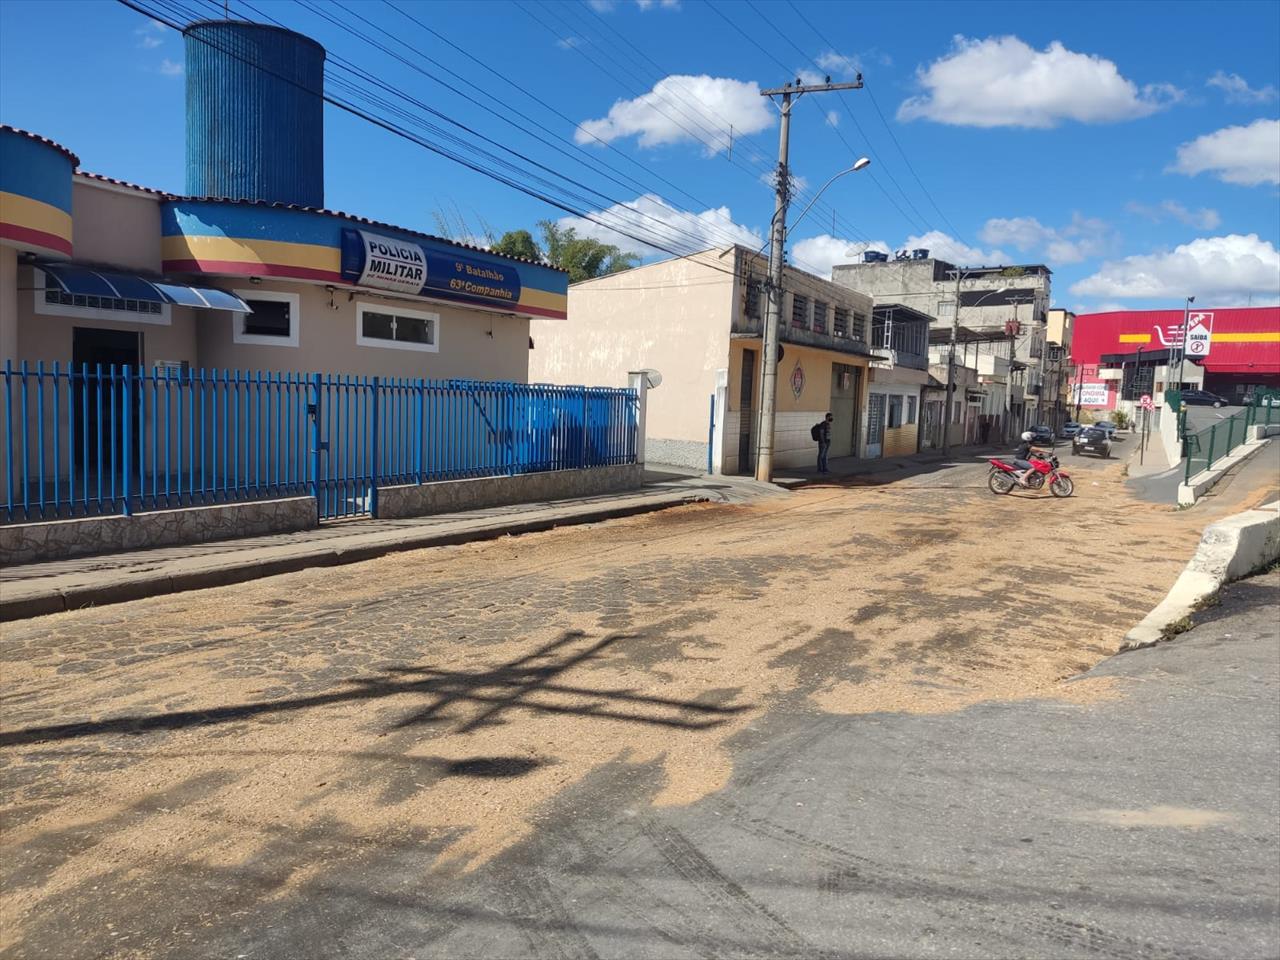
[755,75,862,483]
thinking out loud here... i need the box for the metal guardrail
[2,362,638,523]
[1183,396,1278,484]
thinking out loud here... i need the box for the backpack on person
[810,421,824,442]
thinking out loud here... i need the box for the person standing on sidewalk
[812,413,834,473]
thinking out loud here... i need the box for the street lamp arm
[786,159,869,236]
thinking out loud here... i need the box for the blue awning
[38,263,251,312]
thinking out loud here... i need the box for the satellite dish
[637,368,663,389]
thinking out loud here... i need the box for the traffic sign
[1185,312,1214,357]
[1140,394,1154,410]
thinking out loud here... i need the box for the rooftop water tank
[863,251,888,263]
[184,20,326,208]
[912,248,930,260]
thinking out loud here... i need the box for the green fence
[1183,394,1279,482]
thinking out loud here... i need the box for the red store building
[1070,306,1280,409]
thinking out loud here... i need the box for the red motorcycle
[988,454,1074,497]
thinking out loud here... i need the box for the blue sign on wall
[340,228,522,308]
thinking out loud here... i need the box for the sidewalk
[774,443,1003,486]
[0,469,780,622]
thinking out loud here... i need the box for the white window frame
[355,301,440,354]
[33,268,171,326]
[232,288,300,348]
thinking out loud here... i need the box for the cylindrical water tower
[183,20,326,208]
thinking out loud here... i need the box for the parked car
[1061,421,1084,439]
[1028,424,1055,445]
[1093,420,1117,438]
[1073,426,1113,458]
[1179,389,1230,408]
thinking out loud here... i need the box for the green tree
[490,229,541,262]
[537,220,639,283]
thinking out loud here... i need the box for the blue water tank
[184,20,326,208]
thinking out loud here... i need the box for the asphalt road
[2,455,1277,959]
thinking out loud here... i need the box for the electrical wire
[782,0,975,247]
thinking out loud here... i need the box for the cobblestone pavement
[1,454,1276,958]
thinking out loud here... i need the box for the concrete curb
[0,493,708,622]
[1178,438,1272,506]
[1122,498,1280,651]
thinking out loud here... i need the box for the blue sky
[2,0,1278,310]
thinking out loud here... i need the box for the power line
[740,0,934,236]
[294,0,749,255]
[512,0,837,275]
[121,0,740,266]
[701,0,927,243]
[781,0,974,248]
[196,0,758,258]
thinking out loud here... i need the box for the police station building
[0,19,567,385]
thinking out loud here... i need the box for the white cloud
[789,231,1010,280]
[1070,234,1280,302]
[898,35,1181,128]
[135,19,166,49]
[791,236,890,277]
[816,51,861,78]
[636,0,680,8]
[158,58,183,77]
[979,213,1112,264]
[1125,199,1221,230]
[558,194,761,257]
[1207,71,1278,104]
[901,230,1008,265]
[1170,118,1280,187]
[556,36,582,50]
[825,110,840,128]
[586,0,615,11]
[576,75,772,153]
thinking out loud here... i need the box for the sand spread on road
[0,459,1242,948]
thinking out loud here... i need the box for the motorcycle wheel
[1050,475,1074,498]
[988,471,1015,495]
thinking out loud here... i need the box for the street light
[786,157,871,236]
[1175,295,1196,392]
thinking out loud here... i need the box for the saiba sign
[1185,312,1214,358]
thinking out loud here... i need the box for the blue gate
[2,362,638,524]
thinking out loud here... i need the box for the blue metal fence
[2,361,637,524]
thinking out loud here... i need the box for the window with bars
[906,396,918,424]
[791,293,809,329]
[850,311,868,341]
[833,307,848,338]
[812,300,828,334]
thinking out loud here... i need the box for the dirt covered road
[1,454,1275,957]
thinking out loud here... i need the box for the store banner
[339,229,523,307]
[1073,382,1110,406]
[422,250,521,307]
[341,230,425,295]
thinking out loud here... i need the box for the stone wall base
[378,464,643,519]
[1,497,317,566]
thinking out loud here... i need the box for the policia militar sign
[340,229,522,308]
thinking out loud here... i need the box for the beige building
[531,246,935,474]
